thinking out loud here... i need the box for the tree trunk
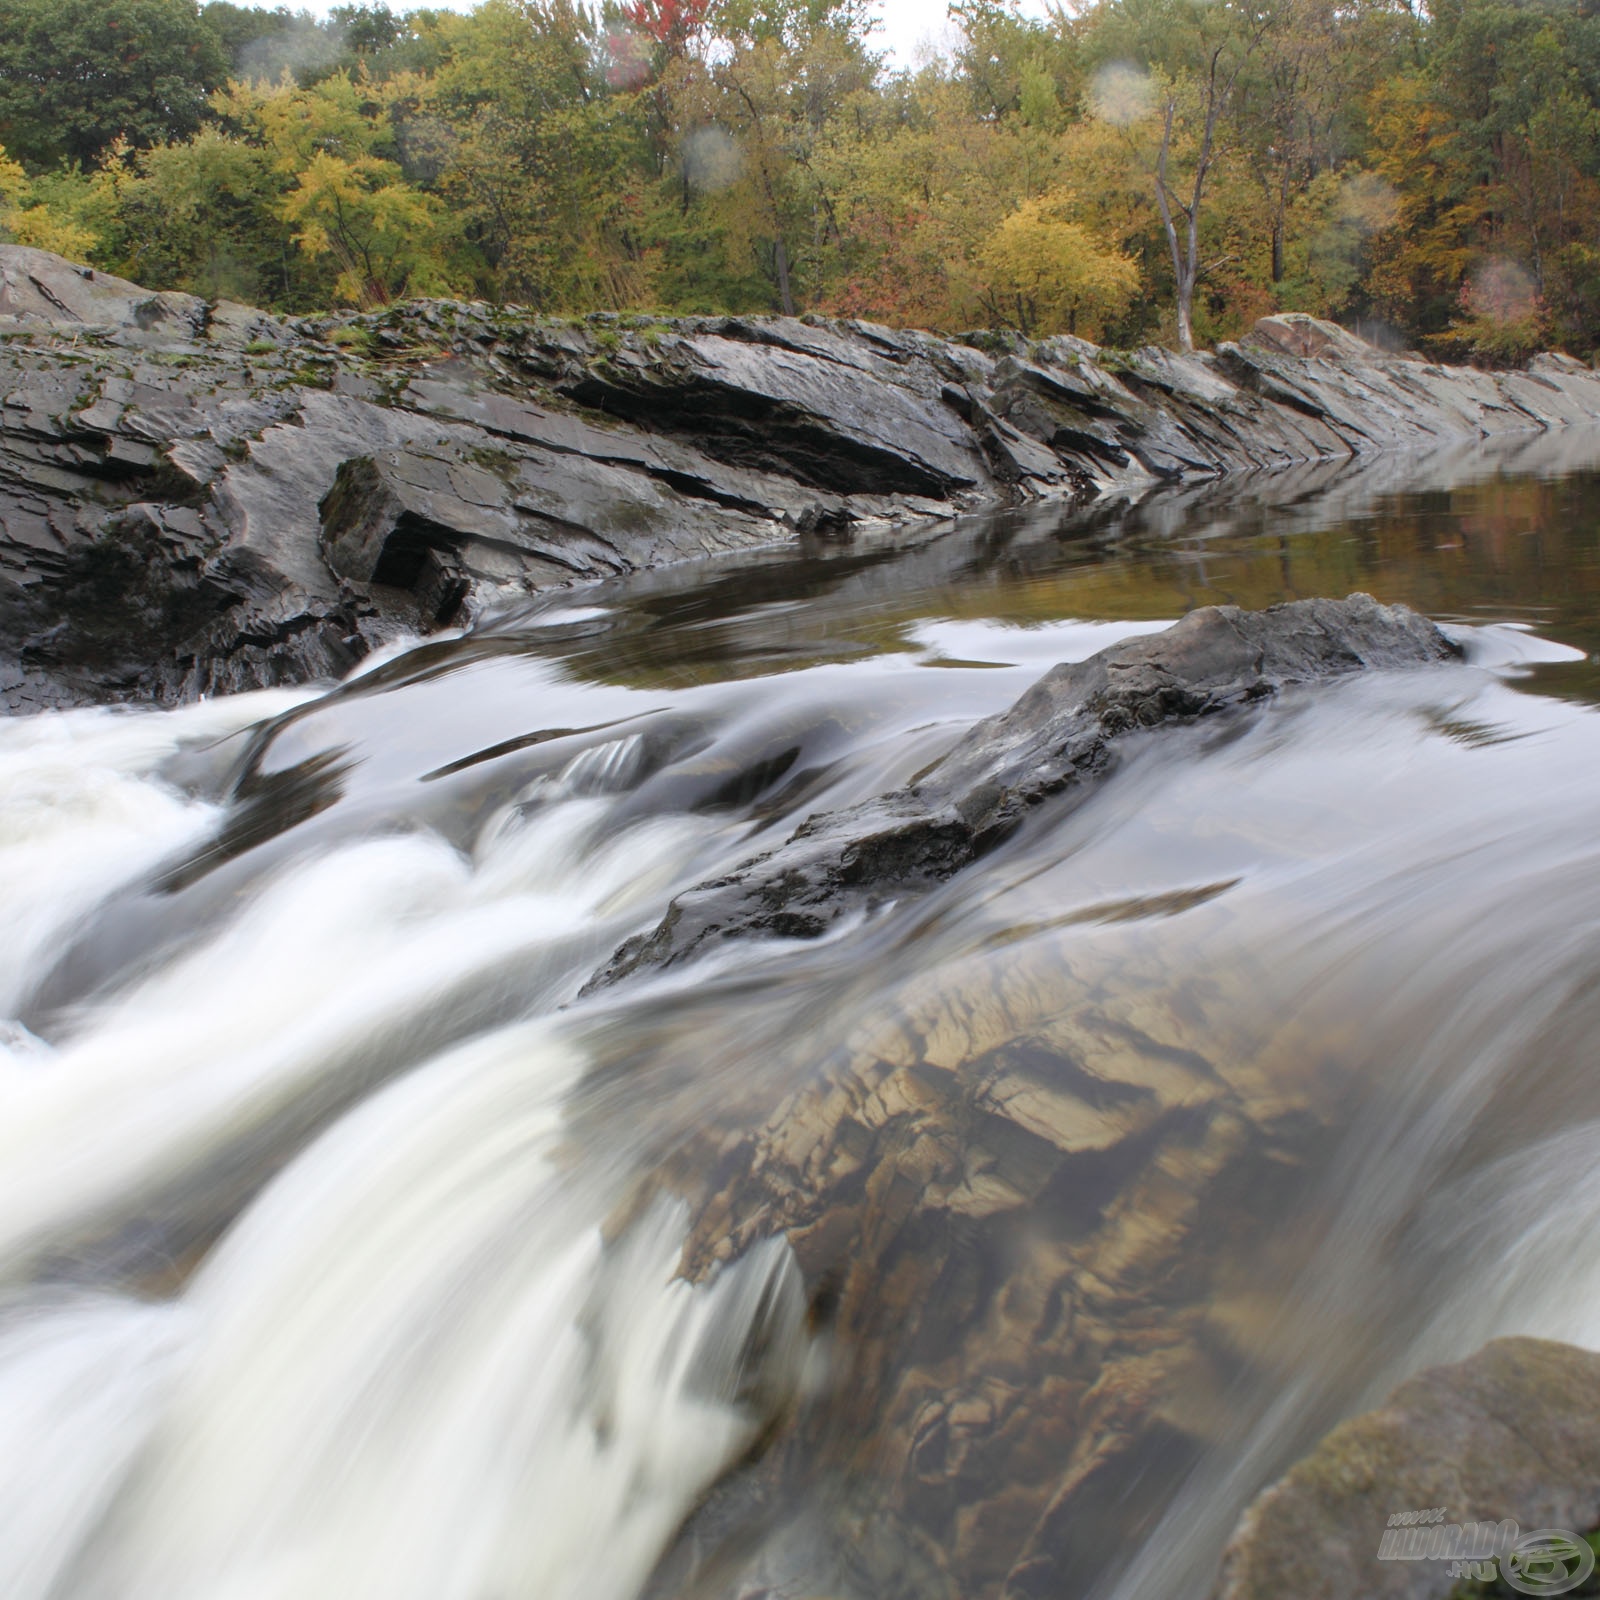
[1272,162,1288,283]
[1151,33,1264,354]
[1267,154,1292,286]
[774,235,796,318]
[1155,99,1197,353]
[1181,203,1202,351]
[1175,264,1196,353]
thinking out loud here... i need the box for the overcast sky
[871,0,963,65]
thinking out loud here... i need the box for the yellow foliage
[281,148,460,306]
[214,71,393,176]
[0,142,98,260]
[977,193,1140,337]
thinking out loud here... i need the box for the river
[4,428,1600,1599]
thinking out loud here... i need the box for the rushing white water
[38,1024,805,1600]
[8,506,1600,1600]
[0,688,818,1600]
[0,692,315,1015]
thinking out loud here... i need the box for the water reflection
[464,428,1600,705]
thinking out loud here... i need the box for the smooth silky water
[5,429,1600,1599]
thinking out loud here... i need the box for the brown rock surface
[628,915,1351,1600]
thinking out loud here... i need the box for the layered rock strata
[2,242,1595,710]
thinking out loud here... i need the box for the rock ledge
[1,248,1592,711]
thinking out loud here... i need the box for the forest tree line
[0,0,1594,358]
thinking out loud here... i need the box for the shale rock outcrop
[2,245,1598,711]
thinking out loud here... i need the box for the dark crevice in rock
[558,370,967,499]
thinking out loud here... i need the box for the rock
[1244,312,1383,362]
[622,923,1270,1599]
[555,323,990,498]
[573,602,1464,1600]
[1531,351,1594,376]
[0,245,208,343]
[2,243,1597,712]
[586,602,1520,1600]
[1212,1337,1600,1600]
[594,595,1458,986]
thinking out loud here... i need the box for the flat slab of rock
[0,245,207,342]
[1214,1337,1600,1599]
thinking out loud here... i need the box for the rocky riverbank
[5,244,1600,712]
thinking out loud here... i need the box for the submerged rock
[0,243,1595,710]
[595,594,1457,986]
[589,596,1460,1599]
[1213,1337,1600,1600]
[612,861,1340,1599]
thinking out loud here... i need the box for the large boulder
[1244,312,1384,362]
[1213,1337,1600,1600]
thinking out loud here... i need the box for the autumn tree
[13,0,1600,356]
[214,69,466,304]
[1084,0,1272,348]
[0,145,97,257]
[1226,0,1407,291]
[978,192,1139,335]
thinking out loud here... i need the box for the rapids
[5,430,1600,1598]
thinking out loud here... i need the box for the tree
[1359,0,1600,352]
[1227,0,1404,290]
[415,1,657,308]
[211,69,469,305]
[280,147,462,304]
[1153,41,1267,350]
[78,131,290,303]
[951,0,1080,125]
[977,192,1139,335]
[1085,0,1271,349]
[0,144,98,257]
[0,0,228,168]
[655,7,878,316]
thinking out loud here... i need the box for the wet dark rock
[595,595,1457,987]
[1212,1337,1600,1600]
[0,243,1594,711]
